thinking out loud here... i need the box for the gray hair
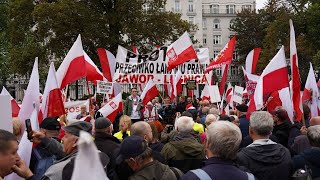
[206,121,242,160]
[307,125,320,147]
[205,114,218,126]
[250,111,274,136]
[131,121,150,137]
[175,116,194,133]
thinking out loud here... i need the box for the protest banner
[64,100,89,120]
[113,46,211,84]
[232,86,244,104]
[97,81,113,94]
[0,95,13,132]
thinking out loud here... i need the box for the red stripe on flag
[251,48,261,74]
[219,65,229,95]
[262,67,289,95]
[142,86,159,106]
[60,56,86,89]
[292,54,303,121]
[47,89,65,118]
[97,48,112,82]
[167,46,197,71]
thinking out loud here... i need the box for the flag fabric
[166,32,198,71]
[97,48,116,82]
[201,84,211,101]
[219,64,229,95]
[140,80,159,106]
[18,58,40,127]
[164,83,173,99]
[226,83,233,107]
[83,51,105,83]
[254,46,290,110]
[111,82,122,98]
[204,36,236,73]
[290,19,303,121]
[302,63,319,117]
[1,87,20,117]
[172,70,183,97]
[98,93,123,122]
[56,34,86,89]
[71,131,109,180]
[245,48,261,74]
[42,63,65,119]
[242,67,260,119]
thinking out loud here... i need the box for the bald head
[131,121,153,142]
[310,117,320,126]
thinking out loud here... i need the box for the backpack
[191,169,255,180]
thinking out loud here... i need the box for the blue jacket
[293,147,320,178]
[180,157,251,180]
[239,115,249,138]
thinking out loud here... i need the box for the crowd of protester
[1,87,320,180]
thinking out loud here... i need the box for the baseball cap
[95,117,112,130]
[119,135,148,160]
[40,117,61,131]
[62,121,92,137]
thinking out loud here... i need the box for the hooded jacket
[237,139,292,180]
[273,120,291,148]
[129,160,182,180]
[161,132,206,173]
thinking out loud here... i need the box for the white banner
[113,46,211,84]
[0,95,13,132]
[97,81,113,94]
[64,100,89,120]
[209,85,221,103]
[233,86,244,104]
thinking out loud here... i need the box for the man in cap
[119,135,182,180]
[94,117,120,180]
[236,104,249,138]
[31,121,109,180]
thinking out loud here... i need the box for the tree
[0,0,9,88]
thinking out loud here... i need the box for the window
[226,5,235,14]
[231,66,238,75]
[210,4,219,13]
[188,0,194,12]
[189,17,195,24]
[242,5,252,11]
[216,68,222,76]
[213,35,221,45]
[213,19,220,29]
[233,51,238,61]
[203,18,207,29]
[175,0,180,12]
[213,51,219,58]
[203,35,207,45]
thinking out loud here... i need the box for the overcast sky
[256,0,268,9]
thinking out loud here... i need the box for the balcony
[202,9,237,17]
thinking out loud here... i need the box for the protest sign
[64,100,89,120]
[233,86,244,104]
[97,81,113,94]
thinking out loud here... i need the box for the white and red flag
[172,70,183,98]
[1,87,20,117]
[201,84,211,101]
[245,48,261,74]
[302,63,319,117]
[97,48,116,82]
[98,93,123,122]
[242,67,260,119]
[290,19,303,121]
[226,82,233,105]
[140,79,159,106]
[219,64,229,95]
[83,51,105,83]
[254,46,290,110]
[204,36,236,73]
[56,34,86,89]
[166,32,198,71]
[42,63,65,119]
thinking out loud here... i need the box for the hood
[169,138,204,157]
[241,144,288,165]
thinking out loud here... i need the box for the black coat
[293,147,320,179]
[273,120,291,148]
[237,142,292,180]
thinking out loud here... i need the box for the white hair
[175,116,194,133]
[206,121,242,160]
[250,111,274,136]
[307,125,320,147]
[205,114,218,126]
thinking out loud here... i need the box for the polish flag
[219,64,229,95]
[242,67,260,119]
[302,63,319,117]
[290,19,303,121]
[172,70,183,97]
[318,80,320,88]
[254,46,290,110]
[98,93,123,122]
[18,58,40,128]
[164,83,173,99]
[83,51,105,83]
[42,62,65,119]
[226,82,233,105]
[201,84,211,101]
[140,80,159,106]
[204,36,236,73]
[56,34,86,89]
[166,32,198,71]
[1,87,20,117]
[132,46,139,54]
[97,48,116,82]
[245,48,261,74]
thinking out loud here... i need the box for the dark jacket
[239,115,249,138]
[240,135,279,149]
[290,135,311,155]
[237,140,292,180]
[180,157,253,180]
[176,102,187,113]
[129,160,182,180]
[273,120,291,147]
[149,142,164,153]
[94,132,121,180]
[161,132,206,173]
[288,122,302,149]
[293,147,320,179]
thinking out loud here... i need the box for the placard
[97,81,113,94]
[232,86,244,104]
[186,80,197,90]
